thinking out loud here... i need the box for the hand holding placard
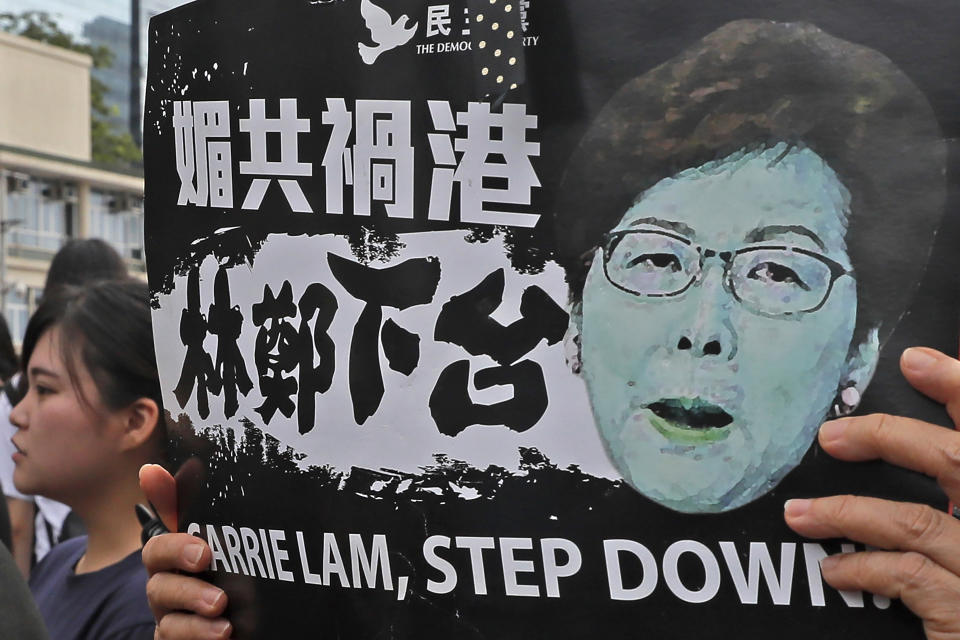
[786,348,960,639]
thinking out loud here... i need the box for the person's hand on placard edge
[140,347,960,639]
[139,464,231,640]
[785,347,960,640]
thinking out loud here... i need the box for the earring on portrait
[563,326,582,374]
[830,327,880,418]
[831,383,861,418]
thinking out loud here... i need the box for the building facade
[0,29,144,342]
[83,15,133,137]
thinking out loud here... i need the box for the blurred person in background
[0,314,20,383]
[11,279,162,639]
[42,238,130,295]
[0,238,128,577]
[0,314,18,552]
[0,542,48,639]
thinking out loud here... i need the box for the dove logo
[358,0,419,65]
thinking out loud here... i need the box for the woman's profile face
[9,327,124,504]
[578,145,860,512]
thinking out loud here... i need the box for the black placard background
[144,0,960,637]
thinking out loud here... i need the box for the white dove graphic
[358,0,418,65]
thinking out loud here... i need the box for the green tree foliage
[0,11,143,171]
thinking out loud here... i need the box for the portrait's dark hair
[44,238,128,296]
[556,19,946,347]
[21,279,163,433]
[0,314,18,382]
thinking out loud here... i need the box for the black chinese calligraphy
[296,283,338,433]
[328,253,442,425]
[171,253,570,438]
[252,281,338,434]
[430,268,568,436]
[252,282,299,425]
[207,266,253,419]
[174,266,220,420]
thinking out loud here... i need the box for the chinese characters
[173,97,541,229]
[173,255,567,436]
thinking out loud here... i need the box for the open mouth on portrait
[645,397,734,444]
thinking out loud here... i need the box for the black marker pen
[135,503,170,545]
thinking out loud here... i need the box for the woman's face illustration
[578,145,860,512]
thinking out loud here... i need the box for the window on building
[6,176,74,252]
[89,190,144,262]
[3,286,29,346]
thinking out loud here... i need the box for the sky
[1,0,189,40]
[1,0,131,38]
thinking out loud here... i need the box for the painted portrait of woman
[556,19,947,513]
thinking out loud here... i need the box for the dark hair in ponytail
[21,279,163,424]
[44,239,128,295]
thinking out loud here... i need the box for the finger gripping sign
[144,0,959,637]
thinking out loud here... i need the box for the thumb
[138,463,177,532]
[900,347,960,425]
